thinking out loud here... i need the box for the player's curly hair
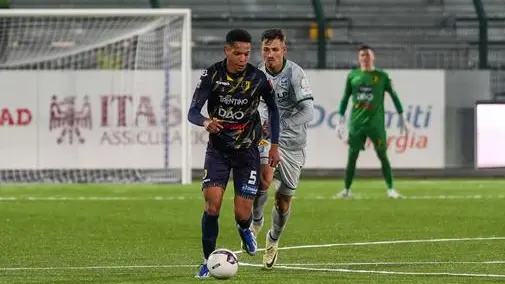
[225,29,252,45]
[261,28,286,43]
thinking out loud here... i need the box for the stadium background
[0,0,502,180]
[1,1,505,283]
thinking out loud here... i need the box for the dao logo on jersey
[279,76,289,88]
[218,107,245,120]
[357,86,374,102]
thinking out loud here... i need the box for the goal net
[0,9,192,184]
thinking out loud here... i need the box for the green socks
[344,150,360,189]
[376,149,394,189]
[344,148,395,191]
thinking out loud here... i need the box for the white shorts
[258,140,306,194]
[274,147,306,194]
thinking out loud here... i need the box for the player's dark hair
[261,28,286,43]
[358,44,373,52]
[225,29,252,45]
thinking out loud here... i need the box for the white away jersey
[258,59,313,150]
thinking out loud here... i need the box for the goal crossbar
[0,9,192,17]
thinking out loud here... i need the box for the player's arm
[188,69,222,133]
[283,68,314,127]
[187,69,211,126]
[337,73,352,117]
[385,74,404,114]
[261,80,280,167]
[385,74,412,133]
[261,82,280,144]
[335,73,352,138]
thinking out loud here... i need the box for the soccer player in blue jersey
[188,28,281,279]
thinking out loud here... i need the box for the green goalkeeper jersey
[338,68,404,131]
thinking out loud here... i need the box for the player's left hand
[268,144,280,168]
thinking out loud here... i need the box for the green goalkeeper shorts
[348,126,387,151]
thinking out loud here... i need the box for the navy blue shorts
[202,146,260,199]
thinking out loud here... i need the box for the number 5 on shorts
[248,170,257,185]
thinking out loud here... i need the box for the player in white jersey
[253,28,314,269]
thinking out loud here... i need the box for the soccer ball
[207,248,239,279]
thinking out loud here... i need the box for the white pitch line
[268,261,505,266]
[0,196,186,201]
[238,263,505,278]
[337,195,505,200]
[0,195,504,201]
[236,238,505,278]
[233,236,505,255]
[3,260,505,274]
[0,264,198,271]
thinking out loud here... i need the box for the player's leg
[252,139,273,235]
[264,147,305,269]
[337,129,366,198]
[232,146,261,256]
[369,128,403,199]
[196,147,231,278]
[239,141,271,249]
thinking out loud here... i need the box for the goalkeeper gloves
[399,113,413,135]
[335,114,346,140]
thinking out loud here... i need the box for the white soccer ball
[207,248,239,279]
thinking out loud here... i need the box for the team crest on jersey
[372,75,379,83]
[280,76,289,88]
[241,80,251,92]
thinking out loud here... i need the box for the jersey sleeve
[338,72,353,116]
[260,78,280,144]
[258,99,269,126]
[187,68,213,126]
[293,67,313,103]
[384,73,404,114]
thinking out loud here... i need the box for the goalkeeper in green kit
[335,45,412,199]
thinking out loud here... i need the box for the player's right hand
[268,144,281,168]
[335,115,345,140]
[335,125,345,140]
[203,118,223,134]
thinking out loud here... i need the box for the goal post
[0,9,192,184]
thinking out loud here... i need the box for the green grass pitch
[1,179,505,283]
